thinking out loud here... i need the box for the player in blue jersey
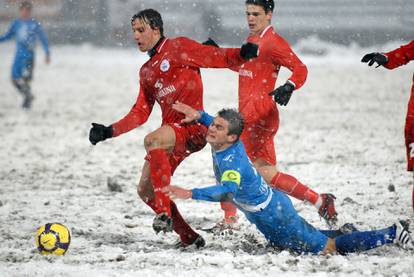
[0,1,50,109]
[163,102,413,254]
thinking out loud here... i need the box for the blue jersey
[192,111,272,212]
[0,18,49,79]
[192,111,328,254]
[0,18,50,58]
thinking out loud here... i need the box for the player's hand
[45,55,50,64]
[162,185,192,199]
[202,37,219,48]
[240,42,259,60]
[361,52,388,67]
[89,123,113,145]
[268,82,295,106]
[172,101,201,123]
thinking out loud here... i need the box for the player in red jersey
[216,0,338,227]
[205,0,338,228]
[362,40,414,211]
[88,9,258,247]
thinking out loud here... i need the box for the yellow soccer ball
[35,223,71,255]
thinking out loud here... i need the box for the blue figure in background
[0,1,50,109]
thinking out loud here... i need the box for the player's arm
[268,37,308,106]
[36,21,50,63]
[362,41,414,69]
[201,38,241,72]
[0,21,16,42]
[89,85,155,145]
[270,37,308,90]
[383,40,414,69]
[175,37,258,69]
[163,170,240,202]
[172,101,214,126]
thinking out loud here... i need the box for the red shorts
[241,121,278,165]
[145,123,207,174]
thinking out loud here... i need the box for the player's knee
[144,133,161,151]
[12,78,22,89]
[137,181,153,201]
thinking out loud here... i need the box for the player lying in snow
[163,102,413,254]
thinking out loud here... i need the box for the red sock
[148,149,172,216]
[270,172,319,205]
[170,201,198,244]
[220,201,238,223]
[143,198,165,215]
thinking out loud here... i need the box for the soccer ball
[35,223,71,255]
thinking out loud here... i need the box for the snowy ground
[0,40,413,277]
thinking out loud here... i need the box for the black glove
[89,123,113,145]
[268,82,295,106]
[202,37,219,48]
[240,42,259,60]
[361,52,388,67]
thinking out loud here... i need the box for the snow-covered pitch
[0,39,413,276]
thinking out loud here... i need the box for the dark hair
[131,9,164,36]
[217,108,244,140]
[19,1,32,9]
[245,0,274,13]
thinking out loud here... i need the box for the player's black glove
[240,42,259,60]
[361,52,388,67]
[202,37,219,48]
[268,82,295,106]
[89,123,113,145]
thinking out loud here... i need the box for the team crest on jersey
[160,59,170,72]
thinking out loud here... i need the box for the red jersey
[382,41,414,173]
[384,40,414,70]
[112,37,245,137]
[235,26,307,125]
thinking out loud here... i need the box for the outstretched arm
[163,183,236,202]
[361,41,414,70]
[383,40,414,69]
[0,21,16,42]
[172,101,214,126]
[174,37,258,69]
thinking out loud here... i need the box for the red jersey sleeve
[269,36,308,90]
[111,84,155,137]
[173,37,246,69]
[384,40,414,70]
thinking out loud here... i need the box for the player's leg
[404,89,414,211]
[11,57,34,109]
[137,160,202,245]
[144,125,176,218]
[168,123,207,246]
[21,58,34,109]
[245,129,338,225]
[259,190,329,254]
[137,161,173,233]
[328,221,413,254]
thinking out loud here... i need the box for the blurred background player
[0,1,50,109]
[362,40,414,211]
[89,9,257,247]
[164,102,413,254]
[204,0,337,228]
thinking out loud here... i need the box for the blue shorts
[244,189,328,254]
[12,56,34,80]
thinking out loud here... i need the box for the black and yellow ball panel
[35,223,71,255]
